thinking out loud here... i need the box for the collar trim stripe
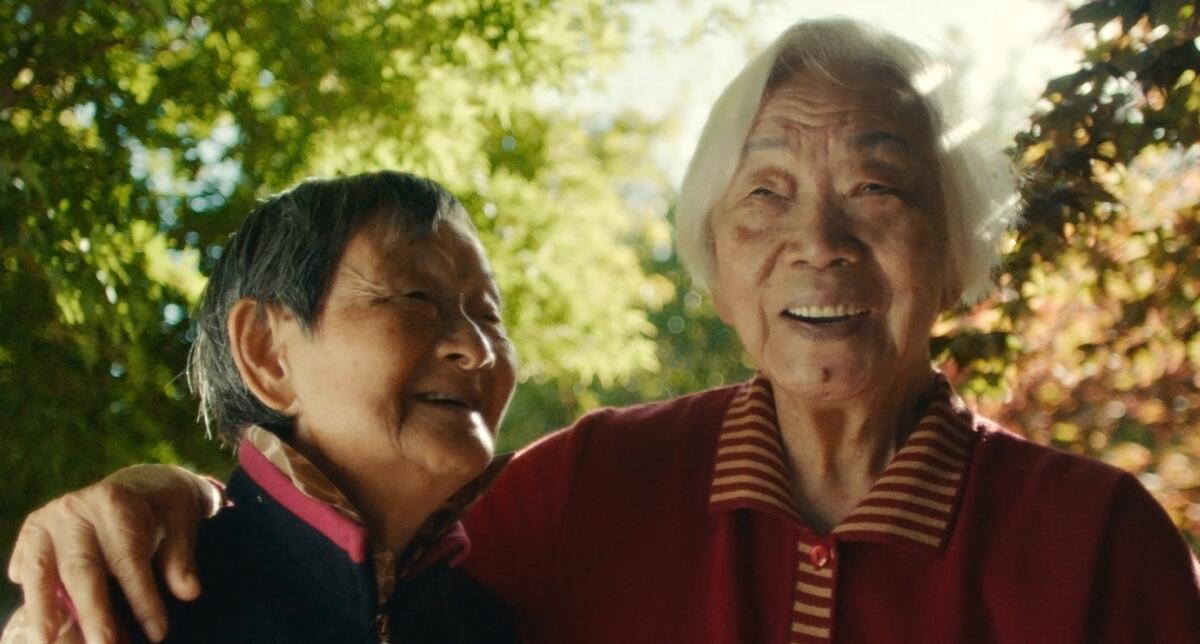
[793,622,832,638]
[886,457,962,481]
[716,440,787,466]
[708,372,978,548]
[708,378,801,522]
[863,489,953,513]
[794,600,832,617]
[833,520,943,547]
[710,488,799,519]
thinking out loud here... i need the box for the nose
[437,311,496,371]
[783,192,865,269]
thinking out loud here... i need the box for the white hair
[676,18,1020,305]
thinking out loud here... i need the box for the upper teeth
[424,393,464,404]
[787,305,868,318]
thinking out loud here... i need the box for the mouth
[782,304,871,325]
[414,391,477,411]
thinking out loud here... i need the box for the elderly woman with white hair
[8,18,1200,644]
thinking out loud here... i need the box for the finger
[157,513,201,602]
[91,494,168,642]
[15,523,67,644]
[8,526,24,584]
[52,527,120,644]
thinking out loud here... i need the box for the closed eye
[376,291,435,309]
[856,182,905,197]
[749,186,779,198]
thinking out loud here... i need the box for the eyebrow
[742,136,789,154]
[848,130,916,156]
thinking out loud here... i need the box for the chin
[766,355,879,402]
[422,433,495,481]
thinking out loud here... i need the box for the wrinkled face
[710,69,956,404]
[284,214,517,487]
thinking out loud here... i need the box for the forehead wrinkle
[757,91,881,129]
[335,259,393,297]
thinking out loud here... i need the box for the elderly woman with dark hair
[3,171,519,643]
[7,18,1200,644]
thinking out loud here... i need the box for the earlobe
[227,299,299,414]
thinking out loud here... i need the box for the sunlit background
[560,0,1078,181]
[3,0,1199,621]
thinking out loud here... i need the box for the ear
[227,299,300,415]
[706,227,735,325]
[711,282,734,326]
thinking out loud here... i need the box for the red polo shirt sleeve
[1088,471,1200,642]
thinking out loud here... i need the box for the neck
[773,367,934,531]
[288,440,475,557]
[348,469,466,557]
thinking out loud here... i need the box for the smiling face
[280,213,516,493]
[710,68,957,406]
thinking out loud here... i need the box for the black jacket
[123,465,518,643]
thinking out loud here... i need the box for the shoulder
[970,418,1127,493]
[520,385,741,460]
[959,418,1200,638]
[964,416,1171,536]
[468,385,739,540]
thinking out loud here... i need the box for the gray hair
[676,18,1019,305]
[187,170,472,446]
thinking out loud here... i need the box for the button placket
[791,536,837,642]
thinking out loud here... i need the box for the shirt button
[809,544,833,569]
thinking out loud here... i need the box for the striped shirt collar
[708,372,977,551]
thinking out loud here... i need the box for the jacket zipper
[376,611,390,643]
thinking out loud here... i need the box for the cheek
[350,322,430,404]
[863,216,943,278]
[712,222,779,290]
[490,348,518,409]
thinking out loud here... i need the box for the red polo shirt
[463,376,1200,643]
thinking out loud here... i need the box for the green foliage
[0,0,671,611]
[941,0,1200,549]
[4,0,1200,618]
